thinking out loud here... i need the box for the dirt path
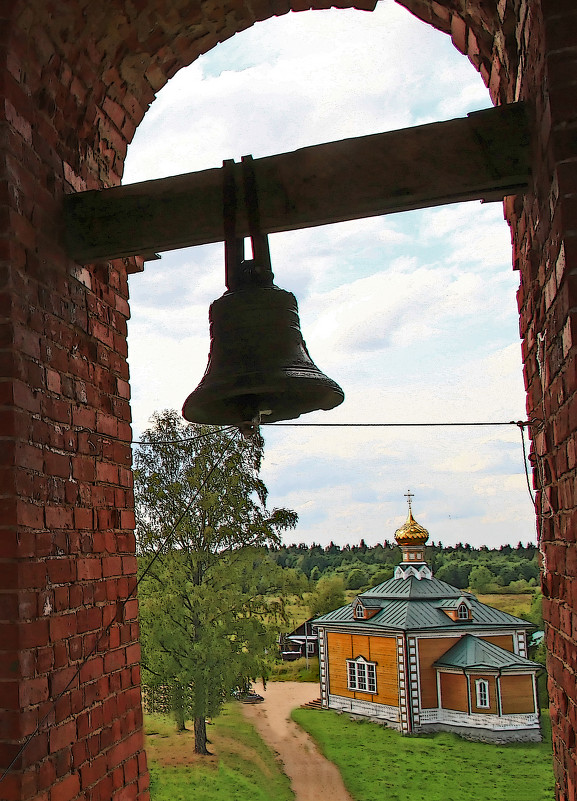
[241,682,354,801]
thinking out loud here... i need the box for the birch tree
[134,410,298,754]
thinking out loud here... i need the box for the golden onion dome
[395,509,429,546]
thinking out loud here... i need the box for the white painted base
[420,707,540,731]
[327,695,400,727]
[325,696,542,742]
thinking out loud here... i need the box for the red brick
[49,613,78,641]
[47,558,76,584]
[49,772,80,801]
[77,557,103,581]
[49,719,77,752]
[1,1,575,800]
[104,648,126,673]
[44,506,74,530]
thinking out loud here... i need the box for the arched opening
[125,3,533,548]
[6,0,575,798]
[123,0,548,788]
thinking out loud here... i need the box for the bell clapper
[237,408,272,439]
[238,422,259,439]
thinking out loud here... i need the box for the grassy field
[145,705,293,801]
[476,593,533,618]
[292,707,554,801]
[270,656,319,682]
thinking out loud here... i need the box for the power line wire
[261,421,527,427]
[132,420,529,446]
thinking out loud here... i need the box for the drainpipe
[532,670,540,720]
[465,671,472,715]
[496,670,503,717]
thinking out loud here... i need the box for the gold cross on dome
[404,490,414,511]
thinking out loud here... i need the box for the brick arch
[2,2,576,801]
[5,0,510,191]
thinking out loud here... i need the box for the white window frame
[306,640,315,655]
[346,657,377,694]
[475,678,490,708]
[354,603,365,619]
[458,603,469,620]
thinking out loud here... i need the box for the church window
[475,679,490,708]
[347,657,377,693]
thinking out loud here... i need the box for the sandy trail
[241,681,354,801]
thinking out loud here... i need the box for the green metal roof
[434,634,541,671]
[363,575,466,600]
[314,575,533,633]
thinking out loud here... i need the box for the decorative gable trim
[393,564,433,581]
[346,655,377,693]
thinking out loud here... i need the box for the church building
[314,498,542,742]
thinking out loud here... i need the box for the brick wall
[0,0,575,799]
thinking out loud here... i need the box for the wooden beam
[64,103,530,264]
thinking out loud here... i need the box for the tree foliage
[268,539,540,594]
[134,410,298,753]
[468,565,494,593]
[308,576,346,618]
[347,567,369,590]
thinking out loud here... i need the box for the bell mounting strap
[223,156,273,291]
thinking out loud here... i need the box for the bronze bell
[182,283,344,425]
[182,156,344,427]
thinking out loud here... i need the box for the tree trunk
[172,683,187,731]
[175,706,186,732]
[194,716,211,755]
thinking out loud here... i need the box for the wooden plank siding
[439,672,469,713]
[418,637,461,708]
[370,636,399,706]
[500,674,536,714]
[418,634,516,709]
[482,634,515,652]
[326,632,398,706]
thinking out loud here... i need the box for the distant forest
[266,540,540,594]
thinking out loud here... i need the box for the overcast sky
[124,1,536,549]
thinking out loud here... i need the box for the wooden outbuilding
[280,618,319,661]
[314,501,541,742]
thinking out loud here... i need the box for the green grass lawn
[292,708,554,801]
[145,705,293,801]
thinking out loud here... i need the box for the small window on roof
[354,603,365,619]
[458,603,469,620]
